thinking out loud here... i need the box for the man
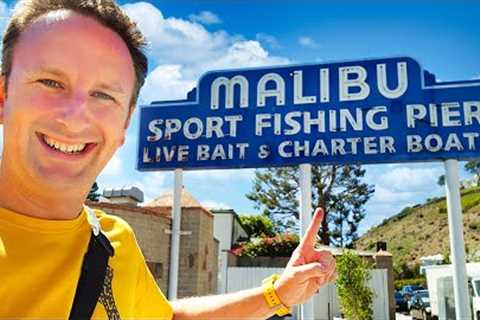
[0,0,336,319]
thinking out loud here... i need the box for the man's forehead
[12,10,136,86]
[19,10,132,58]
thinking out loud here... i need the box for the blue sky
[0,0,479,235]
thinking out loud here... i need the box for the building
[87,186,219,298]
[419,253,445,275]
[210,209,249,293]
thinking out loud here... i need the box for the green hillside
[356,187,480,271]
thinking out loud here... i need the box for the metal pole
[444,159,471,320]
[168,168,183,300]
[299,164,315,320]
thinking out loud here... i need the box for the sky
[0,0,479,235]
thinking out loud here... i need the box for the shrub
[336,250,374,320]
[238,214,275,238]
[393,262,422,280]
[394,277,426,290]
[230,233,300,257]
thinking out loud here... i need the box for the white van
[472,277,480,320]
[424,263,480,320]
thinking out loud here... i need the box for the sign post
[299,163,314,319]
[138,56,480,318]
[168,168,183,300]
[444,159,471,320]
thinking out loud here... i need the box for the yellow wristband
[262,274,291,317]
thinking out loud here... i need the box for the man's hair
[1,0,148,108]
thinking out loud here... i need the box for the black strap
[69,231,115,320]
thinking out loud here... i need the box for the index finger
[299,208,324,248]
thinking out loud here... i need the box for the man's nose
[55,95,92,133]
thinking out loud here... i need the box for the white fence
[227,267,389,320]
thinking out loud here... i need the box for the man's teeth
[43,135,87,154]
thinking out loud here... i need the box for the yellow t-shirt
[0,206,173,319]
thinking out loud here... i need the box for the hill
[355,187,480,271]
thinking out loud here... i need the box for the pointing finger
[299,208,324,248]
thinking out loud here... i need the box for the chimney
[103,186,144,206]
[376,241,387,252]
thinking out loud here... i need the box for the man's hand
[171,208,336,319]
[273,208,337,307]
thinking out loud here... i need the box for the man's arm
[172,286,274,320]
[171,208,336,319]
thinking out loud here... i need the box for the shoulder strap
[69,206,115,320]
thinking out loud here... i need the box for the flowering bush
[230,233,300,257]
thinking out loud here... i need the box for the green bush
[393,262,421,280]
[394,277,426,290]
[238,214,275,238]
[336,250,374,320]
[231,233,299,257]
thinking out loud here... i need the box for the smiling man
[0,1,336,319]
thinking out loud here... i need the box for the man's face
[0,11,136,193]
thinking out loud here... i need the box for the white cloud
[376,166,442,192]
[357,163,446,235]
[102,154,122,176]
[123,2,230,68]
[135,172,169,203]
[123,2,289,103]
[142,64,196,102]
[204,40,288,72]
[189,10,222,25]
[256,33,280,49]
[298,36,319,48]
[371,185,419,204]
[201,200,230,209]
[185,168,255,182]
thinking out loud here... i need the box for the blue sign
[137,57,480,171]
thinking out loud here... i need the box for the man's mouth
[39,133,92,155]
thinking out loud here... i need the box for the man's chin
[35,168,96,193]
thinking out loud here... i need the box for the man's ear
[0,75,5,124]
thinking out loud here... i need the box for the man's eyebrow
[95,82,128,96]
[26,66,68,78]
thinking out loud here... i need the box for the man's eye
[38,79,64,89]
[92,91,115,102]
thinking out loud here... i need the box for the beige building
[87,187,219,299]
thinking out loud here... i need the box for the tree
[246,165,374,247]
[238,214,275,238]
[465,160,480,186]
[87,182,101,202]
[437,174,445,186]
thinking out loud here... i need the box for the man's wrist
[261,274,291,317]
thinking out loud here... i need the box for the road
[396,313,413,320]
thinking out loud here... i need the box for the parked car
[471,277,480,320]
[402,285,425,297]
[401,285,425,309]
[395,291,409,312]
[409,290,431,320]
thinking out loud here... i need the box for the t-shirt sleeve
[133,239,173,319]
